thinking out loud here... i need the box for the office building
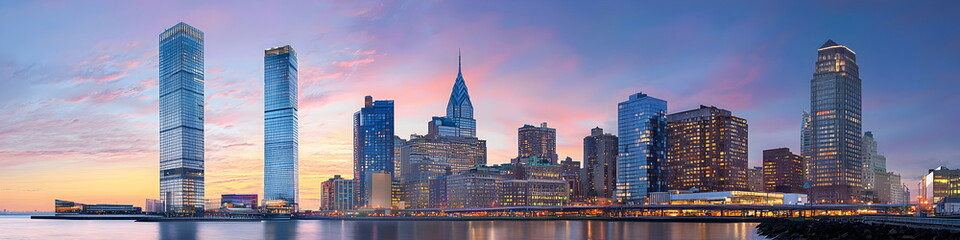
[806,40,864,203]
[263,45,299,212]
[354,96,395,207]
[220,194,258,209]
[920,167,960,208]
[666,105,748,192]
[518,123,558,164]
[145,199,164,213]
[446,52,477,138]
[321,175,356,211]
[583,127,618,200]
[366,171,392,208]
[616,92,668,205]
[747,167,763,192]
[159,22,205,215]
[446,165,503,208]
[762,148,805,193]
[560,157,583,201]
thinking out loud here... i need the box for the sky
[1,0,958,211]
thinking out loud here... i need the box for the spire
[458,48,462,75]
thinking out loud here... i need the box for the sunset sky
[1,1,958,211]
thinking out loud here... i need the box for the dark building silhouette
[582,127,618,200]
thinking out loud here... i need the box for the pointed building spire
[458,48,462,74]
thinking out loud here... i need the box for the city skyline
[2,1,959,211]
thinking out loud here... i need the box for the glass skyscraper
[446,52,476,138]
[159,22,205,215]
[263,45,299,211]
[615,93,667,205]
[807,40,864,204]
[354,96,395,207]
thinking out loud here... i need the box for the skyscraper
[321,175,355,211]
[263,45,299,212]
[354,96,395,207]
[560,157,583,202]
[159,22,205,215]
[518,123,558,164]
[582,127,618,200]
[801,110,813,182]
[666,105,748,192]
[616,93,667,205]
[446,51,476,138]
[807,40,864,203]
[862,131,887,194]
[762,148,805,193]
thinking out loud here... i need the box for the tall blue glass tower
[159,22,205,215]
[354,96,395,207]
[263,45,299,211]
[446,51,476,138]
[615,92,667,205]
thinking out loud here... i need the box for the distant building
[806,40,864,204]
[446,51,477,138]
[762,148,805,194]
[667,105,748,192]
[648,191,808,205]
[145,199,164,213]
[204,198,221,210]
[747,167,763,192]
[159,22,205,216]
[354,96,395,207]
[446,165,503,208]
[616,92,668,205]
[582,127,618,200]
[862,131,887,194]
[55,200,142,215]
[321,175,355,211]
[518,123,558,164]
[560,157,583,202]
[921,167,960,208]
[366,171,393,208]
[263,45,299,212]
[800,110,813,182]
[221,194,258,209]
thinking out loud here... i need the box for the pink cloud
[335,58,375,68]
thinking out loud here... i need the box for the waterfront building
[616,92,668,205]
[806,40,864,204]
[159,22,205,215]
[747,167,763,192]
[862,131,886,194]
[500,179,568,207]
[666,105,748,192]
[145,199,164,213]
[263,45,299,212]
[446,52,477,138]
[429,175,449,208]
[366,171,393,208]
[582,127,618,200]
[398,137,454,209]
[446,165,503,208]
[874,171,892,204]
[393,136,406,208]
[55,200,142,215]
[921,166,960,208]
[321,175,356,211]
[560,157,583,201]
[518,123,558,164]
[221,194,258,209]
[354,96,395,207]
[648,191,808,205]
[762,148,805,194]
[891,181,909,205]
[204,198,221,210]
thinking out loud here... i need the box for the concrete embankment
[756,217,960,239]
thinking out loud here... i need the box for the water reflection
[159,222,198,240]
[264,221,298,240]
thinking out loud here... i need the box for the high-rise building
[616,92,668,204]
[263,45,299,211]
[747,167,763,192]
[862,131,887,195]
[666,105,748,192]
[446,165,503,208]
[354,96,395,207]
[159,22,205,215]
[801,110,813,182]
[518,123,558,164]
[762,148,805,194]
[920,167,960,208]
[321,175,356,211]
[144,199,164,213]
[806,40,864,204]
[582,127,618,200]
[560,157,583,201]
[446,52,476,138]
[366,172,393,208]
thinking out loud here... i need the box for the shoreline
[30,215,771,223]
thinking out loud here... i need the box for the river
[0,215,768,239]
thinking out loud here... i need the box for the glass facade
[263,45,299,211]
[354,96,395,207]
[446,53,476,138]
[615,93,667,205]
[159,22,205,215]
[220,194,258,209]
[807,40,864,203]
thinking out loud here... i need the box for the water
[0,215,768,239]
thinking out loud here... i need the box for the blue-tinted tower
[263,45,299,210]
[159,22,205,215]
[354,96,395,207]
[615,92,667,205]
[446,51,476,138]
